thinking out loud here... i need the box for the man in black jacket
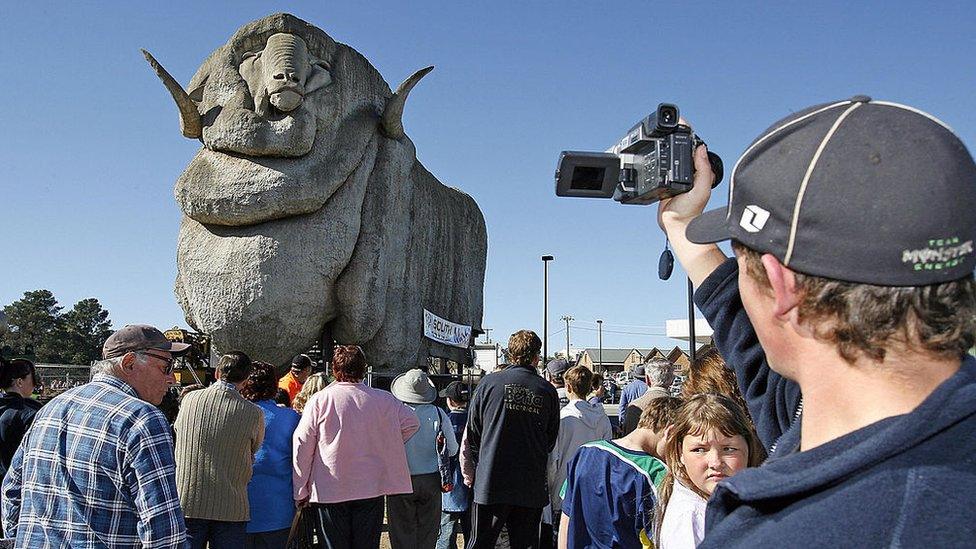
[465,330,559,549]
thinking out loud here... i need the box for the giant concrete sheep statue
[143,13,488,370]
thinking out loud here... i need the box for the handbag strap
[285,506,306,547]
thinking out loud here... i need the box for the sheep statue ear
[305,60,332,94]
[238,51,262,83]
[381,66,433,139]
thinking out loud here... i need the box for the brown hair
[681,345,752,424]
[217,351,252,383]
[590,372,604,391]
[332,345,367,382]
[564,365,594,399]
[733,241,976,363]
[507,330,542,366]
[656,394,766,540]
[240,361,278,402]
[637,396,682,432]
[292,372,330,414]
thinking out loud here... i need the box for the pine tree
[2,290,63,361]
[62,298,113,365]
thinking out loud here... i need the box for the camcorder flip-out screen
[555,152,620,199]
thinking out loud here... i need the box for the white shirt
[660,480,708,549]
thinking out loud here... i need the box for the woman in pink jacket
[293,345,420,548]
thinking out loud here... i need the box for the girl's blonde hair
[655,393,766,541]
[292,372,330,414]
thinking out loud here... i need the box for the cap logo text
[740,205,770,233]
[902,237,974,271]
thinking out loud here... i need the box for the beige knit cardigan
[174,381,265,521]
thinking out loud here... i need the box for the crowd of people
[0,323,759,549]
[0,97,973,548]
[43,379,86,392]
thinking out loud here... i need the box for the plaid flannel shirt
[1,374,187,548]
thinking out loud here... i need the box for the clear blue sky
[2,1,974,355]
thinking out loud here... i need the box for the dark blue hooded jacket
[695,258,976,548]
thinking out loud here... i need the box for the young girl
[657,393,765,548]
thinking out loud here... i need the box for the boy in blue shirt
[436,381,471,549]
[558,397,680,549]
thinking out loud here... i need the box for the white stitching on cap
[783,102,863,265]
[726,101,850,220]
[871,100,957,135]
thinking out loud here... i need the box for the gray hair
[90,354,147,378]
[645,357,675,388]
[91,357,121,377]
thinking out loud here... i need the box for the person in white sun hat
[389,369,458,549]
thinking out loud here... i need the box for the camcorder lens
[660,107,677,126]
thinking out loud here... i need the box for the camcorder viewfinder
[555,103,723,205]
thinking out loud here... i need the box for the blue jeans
[185,518,247,549]
[436,509,471,549]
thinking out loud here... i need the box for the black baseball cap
[103,325,191,360]
[439,381,470,402]
[687,96,976,286]
[291,354,312,370]
[546,358,571,378]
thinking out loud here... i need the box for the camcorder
[555,103,723,205]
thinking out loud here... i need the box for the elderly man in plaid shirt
[1,325,190,548]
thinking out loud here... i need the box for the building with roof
[577,348,635,375]
[576,345,692,379]
[666,346,691,373]
[629,348,668,370]
[579,346,691,375]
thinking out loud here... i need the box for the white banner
[423,309,472,349]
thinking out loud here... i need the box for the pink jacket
[293,381,420,503]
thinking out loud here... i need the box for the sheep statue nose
[271,89,303,111]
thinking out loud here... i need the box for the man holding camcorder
[657,96,976,547]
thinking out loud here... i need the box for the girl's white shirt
[660,480,708,549]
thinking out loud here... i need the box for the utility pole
[597,319,603,374]
[561,315,573,361]
[542,255,554,363]
[483,328,493,344]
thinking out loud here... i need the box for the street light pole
[596,319,603,374]
[687,278,697,364]
[542,255,554,364]
[561,315,573,361]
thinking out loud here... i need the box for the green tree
[62,298,113,365]
[1,291,113,364]
[2,290,63,361]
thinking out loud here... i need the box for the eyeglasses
[137,351,177,375]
